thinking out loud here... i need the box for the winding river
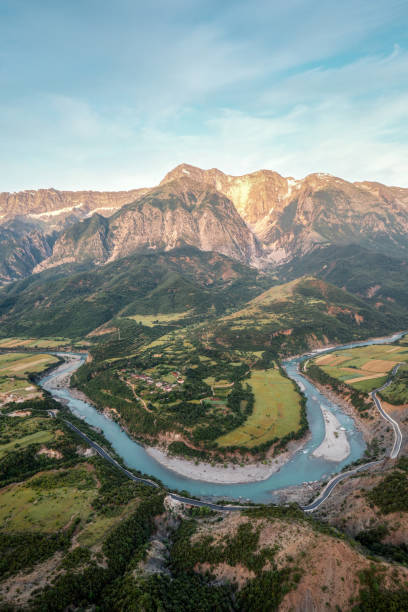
[40,331,405,503]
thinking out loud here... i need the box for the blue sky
[1,0,407,190]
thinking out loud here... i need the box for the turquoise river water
[40,331,405,503]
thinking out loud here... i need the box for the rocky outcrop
[35,178,262,272]
[0,218,54,284]
[0,187,148,227]
[161,165,408,263]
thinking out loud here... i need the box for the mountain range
[2,163,408,283]
[1,163,407,348]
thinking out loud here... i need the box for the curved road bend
[53,362,404,515]
[370,363,403,459]
[302,363,404,512]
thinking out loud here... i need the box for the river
[40,331,405,503]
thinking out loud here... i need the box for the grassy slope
[278,244,408,319]
[0,247,271,338]
[208,276,403,355]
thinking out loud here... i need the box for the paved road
[301,460,382,512]
[63,419,245,512]
[370,363,403,459]
[302,363,404,512]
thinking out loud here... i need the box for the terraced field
[216,368,302,448]
[314,343,408,392]
[126,311,192,326]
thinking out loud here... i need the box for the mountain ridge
[34,177,262,271]
[1,162,408,282]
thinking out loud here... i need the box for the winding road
[62,419,246,512]
[370,363,403,459]
[301,363,404,512]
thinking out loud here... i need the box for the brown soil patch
[362,359,397,373]
[87,326,118,338]
[382,400,408,414]
[37,447,63,459]
[345,373,384,384]
[0,552,63,607]
[191,512,408,612]
[315,354,348,366]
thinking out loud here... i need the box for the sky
[1,0,408,191]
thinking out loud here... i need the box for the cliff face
[160,163,292,226]
[0,219,54,283]
[0,186,149,282]
[3,163,408,281]
[34,178,262,272]
[0,187,148,226]
[161,165,408,262]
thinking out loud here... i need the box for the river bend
[40,332,404,503]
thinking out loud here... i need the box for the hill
[0,247,270,338]
[277,244,408,317]
[34,177,262,272]
[203,276,405,355]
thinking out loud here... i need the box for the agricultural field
[126,311,193,327]
[313,343,408,392]
[216,368,302,448]
[0,352,60,404]
[0,337,69,349]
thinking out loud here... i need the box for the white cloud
[0,0,407,190]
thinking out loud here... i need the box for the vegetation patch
[216,369,302,448]
[380,363,408,405]
[126,311,193,326]
[366,459,408,514]
[0,466,97,532]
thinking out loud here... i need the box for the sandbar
[312,406,350,462]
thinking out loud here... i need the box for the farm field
[216,368,302,448]
[0,337,69,349]
[126,311,192,327]
[0,352,59,404]
[314,343,408,392]
[0,352,59,376]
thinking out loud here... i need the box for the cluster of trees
[91,461,152,516]
[170,520,277,576]
[367,460,408,514]
[356,567,408,611]
[356,525,408,566]
[30,494,165,610]
[0,520,79,580]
